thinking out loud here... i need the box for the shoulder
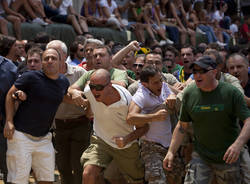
[162,73,178,85]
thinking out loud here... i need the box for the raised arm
[111,41,140,68]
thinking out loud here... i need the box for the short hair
[43,47,61,61]
[181,44,195,54]
[94,45,112,56]
[204,50,223,65]
[85,38,104,46]
[146,51,163,59]
[34,32,53,44]
[0,34,16,57]
[140,65,161,83]
[227,53,249,67]
[27,47,43,61]
[46,40,68,55]
[164,45,179,57]
[69,41,82,60]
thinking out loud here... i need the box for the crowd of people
[0,0,250,184]
[0,0,250,46]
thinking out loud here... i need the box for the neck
[45,73,59,80]
[241,78,248,88]
[103,86,120,105]
[200,79,219,92]
[6,54,18,62]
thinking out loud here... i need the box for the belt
[55,115,87,123]
[55,115,89,129]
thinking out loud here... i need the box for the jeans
[198,25,218,43]
[165,26,179,44]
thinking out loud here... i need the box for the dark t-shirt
[14,70,69,137]
[180,82,250,163]
[0,57,17,129]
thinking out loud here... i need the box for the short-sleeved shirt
[180,81,250,163]
[132,82,173,148]
[99,0,117,15]
[14,70,69,137]
[76,68,128,90]
[0,56,17,127]
[58,0,72,15]
[84,84,135,149]
[55,64,87,119]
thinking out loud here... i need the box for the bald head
[91,69,111,84]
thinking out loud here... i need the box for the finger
[223,149,230,162]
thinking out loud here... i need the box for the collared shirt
[132,82,173,148]
[55,63,87,119]
[0,56,17,126]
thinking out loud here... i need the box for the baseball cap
[190,56,217,70]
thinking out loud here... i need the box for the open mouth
[183,61,189,64]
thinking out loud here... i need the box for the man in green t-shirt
[163,56,250,184]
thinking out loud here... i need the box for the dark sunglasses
[89,82,109,91]
[193,68,213,74]
[133,63,144,68]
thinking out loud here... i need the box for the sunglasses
[193,69,213,74]
[89,82,109,91]
[79,48,84,52]
[133,63,144,68]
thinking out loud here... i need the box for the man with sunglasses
[163,56,250,184]
[79,69,144,184]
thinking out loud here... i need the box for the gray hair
[85,38,104,45]
[227,53,249,67]
[46,40,68,55]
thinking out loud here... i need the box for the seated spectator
[240,15,250,43]
[99,0,125,31]
[0,0,22,39]
[3,0,48,26]
[45,0,89,36]
[27,0,52,24]
[128,0,159,46]
[81,0,107,27]
[0,16,9,37]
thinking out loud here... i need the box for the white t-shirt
[99,0,117,15]
[230,24,238,34]
[213,10,224,22]
[84,84,135,149]
[57,0,73,15]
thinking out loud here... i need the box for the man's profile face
[93,48,111,70]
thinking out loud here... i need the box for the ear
[141,81,148,88]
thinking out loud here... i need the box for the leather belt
[55,115,86,123]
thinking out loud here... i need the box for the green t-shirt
[127,69,136,80]
[76,68,128,90]
[180,81,250,163]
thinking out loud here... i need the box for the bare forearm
[234,118,250,148]
[244,96,250,107]
[127,113,155,127]
[168,121,188,155]
[5,93,16,122]
[124,124,149,144]
[112,45,132,67]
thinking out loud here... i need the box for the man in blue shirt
[0,56,17,184]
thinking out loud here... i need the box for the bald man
[69,69,144,184]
